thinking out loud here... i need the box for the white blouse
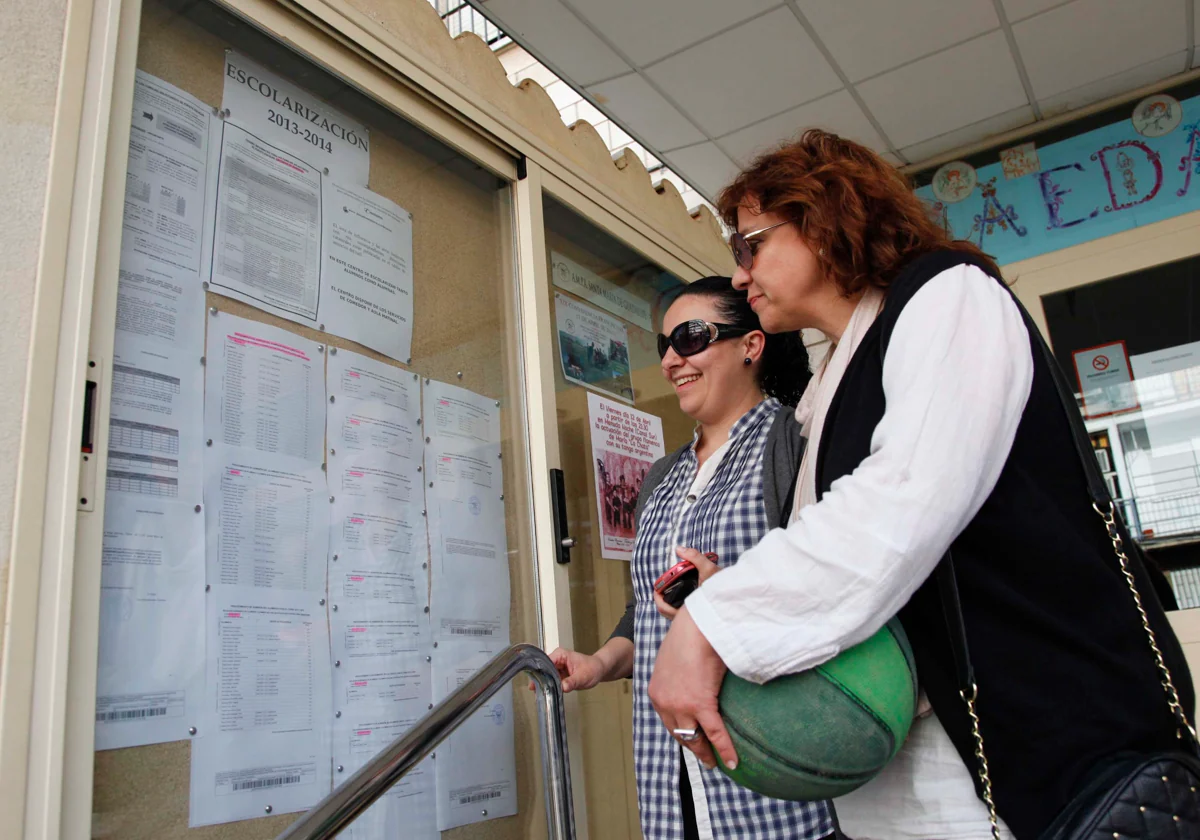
[685,265,1034,838]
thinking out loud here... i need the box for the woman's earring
[818,248,826,257]
[743,357,753,366]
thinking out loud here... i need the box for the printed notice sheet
[122,71,211,275]
[423,380,509,642]
[98,73,211,749]
[433,639,517,830]
[204,311,326,464]
[205,445,329,593]
[555,292,634,403]
[190,587,332,826]
[209,122,323,325]
[587,394,665,560]
[327,350,427,612]
[319,181,414,362]
[331,615,436,839]
[223,51,369,186]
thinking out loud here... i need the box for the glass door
[539,194,698,839]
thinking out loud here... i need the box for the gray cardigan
[607,407,804,643]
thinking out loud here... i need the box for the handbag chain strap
[1093,501,1197,744]
[961,682,1002,840]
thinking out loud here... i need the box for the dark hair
[717,129,999,296]
[670,276,810,406]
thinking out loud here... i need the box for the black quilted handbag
[936,297,1200,840]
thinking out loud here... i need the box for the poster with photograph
[555,292,633,403]
[587,394,665,560]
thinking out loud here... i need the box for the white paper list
[205,445,329,593]
[424,380,509,642]
[432,639,517,830]
[328,350,426,612]
[205,310,326,464]
[190,587,332,827]
[209,122,323,326]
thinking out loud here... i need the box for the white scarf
[792,287,886,520]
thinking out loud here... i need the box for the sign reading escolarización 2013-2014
[915,95,1200,266]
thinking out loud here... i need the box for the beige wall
[0,0,69,654]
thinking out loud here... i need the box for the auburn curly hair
[717,130,998,296]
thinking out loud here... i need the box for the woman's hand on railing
[530,648,605,693]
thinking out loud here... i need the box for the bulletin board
[91,1,546,838]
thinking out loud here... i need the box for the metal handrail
[276,643,574,840]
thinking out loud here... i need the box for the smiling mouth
[748,294,764,308]
[673,374,701,388]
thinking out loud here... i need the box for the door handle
[550,469,572,564]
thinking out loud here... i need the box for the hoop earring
[743,357,753,366]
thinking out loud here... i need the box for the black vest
[815,251,1195,838]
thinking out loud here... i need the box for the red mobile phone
[653,554,716,609]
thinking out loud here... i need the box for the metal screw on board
[499,495,504,501]
[337,765,344,773]
[422,562,427,569]
[321,463,326,472]
[330,448,336,455]
[495,400,500,407]
[329,496,335,503]
[206,439,213,447]
[417,465,423,473]
[429,482,433,488]
[432,642,438,649]
[330,396,336,403]
[425,656,432,663]
[416,418,422,426]
[428,703,433,710]
[205,584,210,592]
[332,554,339,562]
[411,371,417,378]
[264,806,272,815]
[209,307,217,315]
[200,356,206,366]
[330,347,337,356]
[319,599,326,606]
[335,711,341,718]
[423,606,429,614]
[482,810,488,817]
[334,660,341,668]
[498,452,502,459]
[317,345,324,354]
[189,727,197,736]
[202,281,209,290]
[319,324,325,332]
[211,106,218,116]
[332,604,338,612]
[456,372,463,379]
[425,378,431,385]
[324,168,330,176]
[421,510,427,517]
[194,505,202,513]
[425,437,431,444]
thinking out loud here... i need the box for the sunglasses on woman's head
[730,218,797,270]
[657,319,751,360]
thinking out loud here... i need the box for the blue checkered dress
[631,399,834,839]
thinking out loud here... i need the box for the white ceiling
[474,0,1198,201]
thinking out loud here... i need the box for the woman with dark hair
[648,131,1194,839]
[545,276,834,839]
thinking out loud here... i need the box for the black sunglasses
[730,219,797,270]
[657,319,752,360]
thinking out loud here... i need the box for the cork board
[542,200,694,840]
[92,1,546,838]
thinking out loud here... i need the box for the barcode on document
[96,706,167,722]
[450,627,492,636]
[233,775,302,792]
[457,790,502,805]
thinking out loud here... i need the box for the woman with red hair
[647,131,1194,839]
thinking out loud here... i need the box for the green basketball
[715,618,917,801]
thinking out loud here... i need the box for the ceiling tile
[898,105,1036,164]
[586,73,705,150]
[1013,0,1187,100]
[661,142,741,198]
[484,0,631,86]
[645,8,841,139]
[794,0,998,82]
[718,89,888,166]
[567,0,779,66]
[1000,0,1070,22]
[857,31,1028,148]
[1038,52,1189,117]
